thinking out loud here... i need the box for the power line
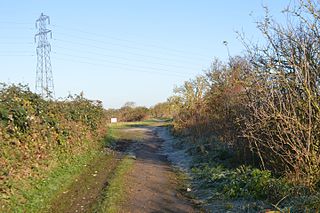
[0,54,34,56]
[0,49,33,55]
[1,21,212,61]
[53,44,198,71]
[0,19,203,79]
[0,42,33,44]
[53,31,209,60]
[0,21,209,58]
[51,52,192,77]
[0,37,34,39]
[0,20,208,77]
[0,50,33,53]
[0,26,33,30]
[0,22,211,58]
[51,56,188,78]
[52,24,211,58]
[53,38,206,65]
[0,21,31,25]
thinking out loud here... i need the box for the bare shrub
[242,0,320,187]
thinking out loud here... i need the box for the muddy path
[118,126,196,213]
[49,125,197,213]
[48,152,121,213]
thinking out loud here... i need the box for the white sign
[111,118,118,123]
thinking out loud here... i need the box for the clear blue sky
[0,0,288,108]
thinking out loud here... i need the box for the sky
[0,0,289,109]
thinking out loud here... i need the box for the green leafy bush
[0,84,107,210]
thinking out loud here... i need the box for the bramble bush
[0,84,107,208]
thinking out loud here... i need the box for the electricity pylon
[35,13,54,98]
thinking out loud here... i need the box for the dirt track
[118,127,196,212]
[49,126,196,212]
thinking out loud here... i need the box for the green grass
[48,152,118,213]
[4,149,102,212]
[1,132,115,212]
[96,156,134,213]
[108,120,169,142]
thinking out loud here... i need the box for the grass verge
[95,156,134,213]
[5,149,102,212]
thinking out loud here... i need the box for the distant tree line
[105,99,177,122]
[105,102,149,122]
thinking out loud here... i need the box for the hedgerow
[0,84,107,209]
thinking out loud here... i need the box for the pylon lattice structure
[35,13,54,98]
